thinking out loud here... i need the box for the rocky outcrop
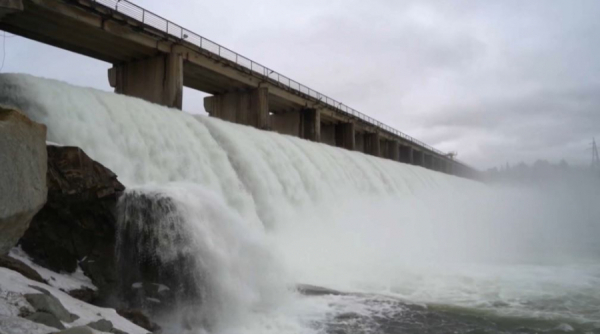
[19,145,125,303]
[0,255,46,283]
[24,292,77,323]
[0,108,47,255]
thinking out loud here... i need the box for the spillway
[1,73,599,334]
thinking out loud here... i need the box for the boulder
[117,309,160,333]
[0,108,47,255]
[19,145,125,303]
[56,326,95,334]
[87,319,113,332]
[25,311,65,330]
[0,255,45,283]
[68,287,98,304]
[24,292,76,323]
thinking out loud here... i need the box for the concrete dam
[0,0,478,178]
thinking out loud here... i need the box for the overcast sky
[2,0,599,169]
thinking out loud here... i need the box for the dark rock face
[117,191,203,312]
[0,255,46,283]
[19,145,125,302]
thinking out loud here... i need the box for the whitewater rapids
[1,74,599,333]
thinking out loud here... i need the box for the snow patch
[9,247,96,292]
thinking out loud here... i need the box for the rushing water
[1,74,599,334]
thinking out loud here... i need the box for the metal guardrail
[93,0,472,167]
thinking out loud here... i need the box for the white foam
[1,73,599,331]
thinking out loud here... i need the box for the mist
[2,73,599,332]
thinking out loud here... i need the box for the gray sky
[2,0,599,169]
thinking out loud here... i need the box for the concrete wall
[424,154,433,170]
[321,124,336,146]
[388,140,399,161]
[364,133,381,157]
[204,87,270,130]
[272,111,300,137]
[335,122,355,150]
[355,132,365,152]
[399,145,412,164]
[413,150,424,167]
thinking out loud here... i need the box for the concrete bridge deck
[0,0,480,179]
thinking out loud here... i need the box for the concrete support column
[365,132,381,157]
[388,140,400,161]
[399,145,413,164]
[109,53,183,109]
[335,122,355,150]
[302,108,320,142]
[204,86,270,130]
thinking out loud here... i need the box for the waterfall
[2,73,599,333]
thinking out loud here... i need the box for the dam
[0,0,479,179]
[3,73,599,334]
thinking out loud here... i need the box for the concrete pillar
[204,87,270,130]
[321,124,336,146]
[388,140,400,161]
[109,53,183,109]
[302,108,320,142]
[335,122,355,150]
[272,111,300,136]
[432,157,438,171]
[399,145,413,164]
[365,132,381,157]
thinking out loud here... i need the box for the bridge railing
[93,0,472,167]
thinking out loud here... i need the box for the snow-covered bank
[0,264,146,334]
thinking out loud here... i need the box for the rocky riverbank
[0,107,159,334]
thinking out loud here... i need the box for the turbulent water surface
[1,74,599,334]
